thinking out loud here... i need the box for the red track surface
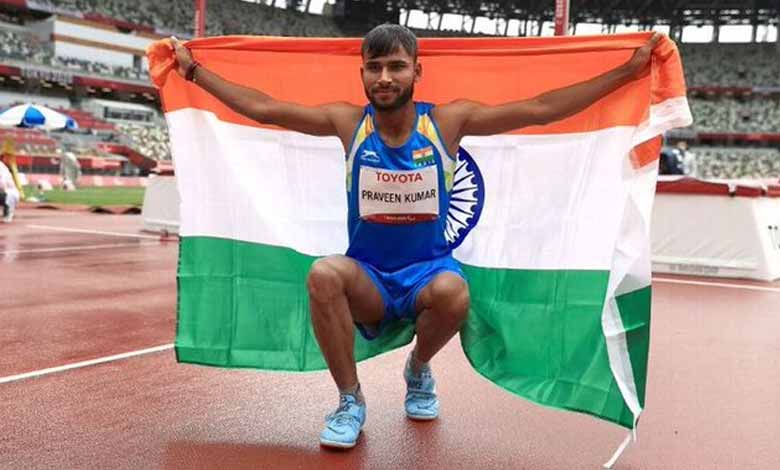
[1,209,778,470]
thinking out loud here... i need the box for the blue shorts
[353,254,464,340]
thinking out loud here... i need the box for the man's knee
[306,257,346,304]
[426,273,470,325]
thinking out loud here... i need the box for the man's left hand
[622,32,662,80]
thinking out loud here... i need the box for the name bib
[358,166,439,224]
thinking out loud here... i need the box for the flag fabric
[147,33,691,433]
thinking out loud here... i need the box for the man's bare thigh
[315,255,385,326]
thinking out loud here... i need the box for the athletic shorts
[354,254,465,340]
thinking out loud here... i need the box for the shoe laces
[326,396,362,429]
[406,368,436,399]
[407,390,437,405]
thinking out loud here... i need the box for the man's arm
[434,33,662,146]
[170,38,361,147]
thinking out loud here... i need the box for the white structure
[83,99,158,124]
[141,175,180,234]
[651,176,780,281]
[25,15,155,74]
[141,174,780,280]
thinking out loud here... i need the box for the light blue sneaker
[404,357,439,420]
[319,394,366,449]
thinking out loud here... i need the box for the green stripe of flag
[176,236,649,427]
[614,285,652,409]
[176,236,416,370]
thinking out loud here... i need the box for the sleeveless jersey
[344,102,456,271]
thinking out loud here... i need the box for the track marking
[1,241,161,255]
[653,277,780,293]
[27,224,161,240]
[0,344,174,385]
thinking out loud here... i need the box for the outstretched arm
[436,33,662,142]
[170,38,361,145]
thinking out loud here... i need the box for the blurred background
[0,0,778,209]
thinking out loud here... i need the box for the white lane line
[653,277,780,293]
[27,224,161,240]
[0,344,174,385]
[1,241,161,255]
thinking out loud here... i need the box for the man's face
[361,46,421,112]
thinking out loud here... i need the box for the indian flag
[412,145,434,166]
[147,33,691,439]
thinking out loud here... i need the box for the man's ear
[414,61,422,83]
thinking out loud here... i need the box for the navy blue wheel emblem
[446,147,485,249]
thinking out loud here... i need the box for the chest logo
[360,149,381,163]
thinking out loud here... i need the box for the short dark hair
[361,24,418,60]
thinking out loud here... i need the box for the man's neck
[373,101,416,147]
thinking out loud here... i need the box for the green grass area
[23,186,145,206]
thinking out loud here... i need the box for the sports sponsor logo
[358,166,438,224]
[374,171,424,184]
[360,149,380,162]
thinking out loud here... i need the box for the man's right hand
[161,38,361,147]
[170,37,194,77]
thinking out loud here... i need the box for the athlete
[170,24,660,449]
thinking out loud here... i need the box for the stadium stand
[32,0,162,30]
[689,96,780,134]
[689,146,780,180]
[56,107,116,131]
[115,123,170,162]
[0,23,149,80]
[0,0,778,179]
[0,26,55,66]
[0,127,58,155]
[681,43,780,88]
[0,91,71,110]
[28,0,343,37]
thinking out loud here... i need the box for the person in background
[0,157,19,223]
[660,145,684,175]
[677,140,698,178]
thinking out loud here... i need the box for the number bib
[358,166,439,224]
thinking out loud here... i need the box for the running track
[1,209,778,469]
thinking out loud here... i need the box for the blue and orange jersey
[344,102,457,271]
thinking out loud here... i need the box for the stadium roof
[390,0,780,27]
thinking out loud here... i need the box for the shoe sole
[319,437,359,449]
[406,412,438,421]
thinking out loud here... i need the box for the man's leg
[306,255,386,391]
[402,271,469,420]
[306,255,386,448]
[413,272,470,364]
